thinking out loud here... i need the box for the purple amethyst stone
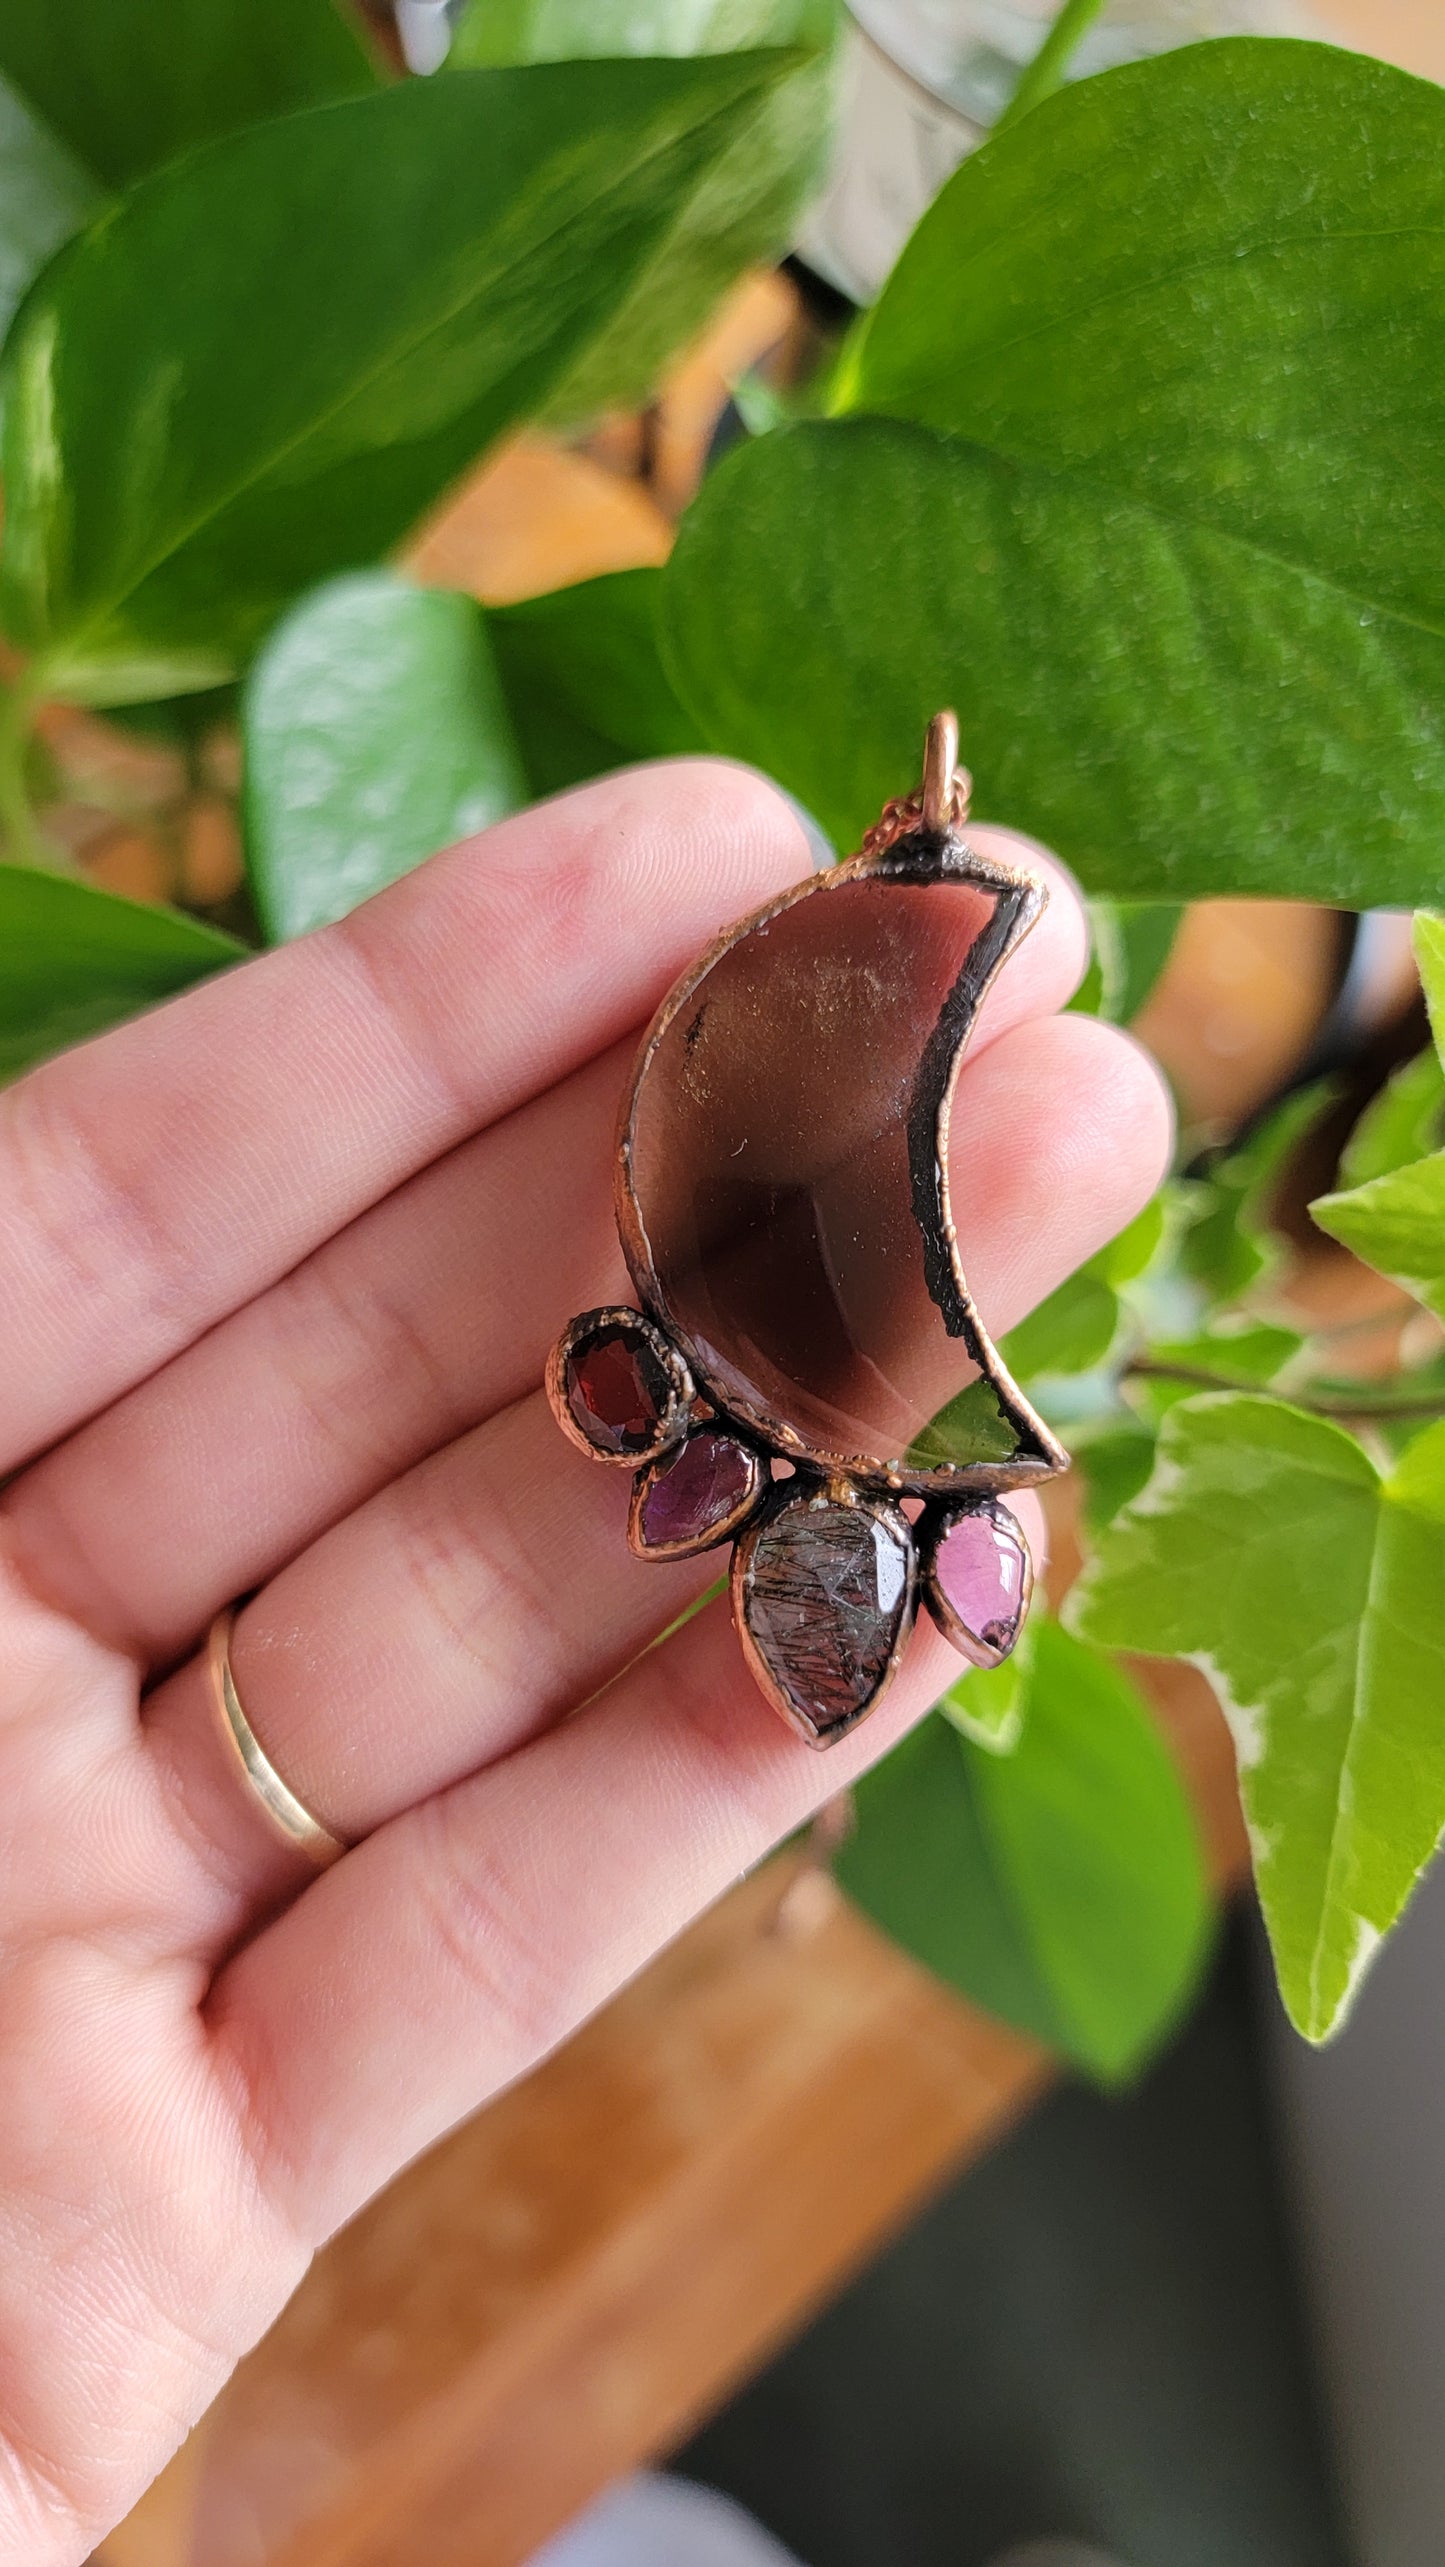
[638,1429,756,1552]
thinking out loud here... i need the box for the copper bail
[922,709,962,833]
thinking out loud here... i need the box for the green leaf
[666,45,1445,902]
[938,1617,1034,1755]
[1075,1419,1158,1534]
[1001,1265,1118,1382]
[1089,899,1183,1023]
[0,52,792,705]
[0,74,104,354]
[1146,1319,1304,1387]
[1415,911,1445,1052]
[1340,1046,1445,1189]
[906,1374,1026,1469]
[1128,1318,1304,1425]
[243,571,527,943]
[1180,1083,1334,1306]
[0,0,381,191]
[838,1618,1210,2082]
[1070,1395,1445,2041]
[1313,1153,1445,1324]
[0,863,243,1079]
[451,0,837,422]
[488,569,705,796]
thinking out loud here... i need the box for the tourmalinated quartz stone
[734,1490,915,1744]
[634,1427,760,1556]
[925,1499,1030,1665]
[553,1308,690,1464]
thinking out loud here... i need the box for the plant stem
[993,0,1112,133]
[1126,1359,1445,1423]
[0,672,46,866]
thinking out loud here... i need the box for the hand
[0,763,1170,2562]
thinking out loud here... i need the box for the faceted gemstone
[737,1492,914,1743]
[927,1501,1030,1664]
[564,1317,682,1459]
[622,845,1055,1483]
[636,1428,759,1554]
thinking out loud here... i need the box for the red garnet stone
[564,1316,683,1460]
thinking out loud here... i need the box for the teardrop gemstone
[632,1427,762,1557]
[734,1490,915,1745]
[924,1499,1031,1665]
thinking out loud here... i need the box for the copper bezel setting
[543,719,1063,1746]
[919,1496,1036,1669]
[730,1482,920,1748]
[627,1428,768,1561]
[545,1304,693,1469]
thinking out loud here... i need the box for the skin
[0,761,1171,2562]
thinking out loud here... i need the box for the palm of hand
[0,764,1167,2564]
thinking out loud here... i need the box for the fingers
[0,761,814,1477]
[137,1010,1168,1929]
[4,831,1089,1666]
[7,1042,635,1665]
[206,1590,976,2242]
[959,832,1087,1041]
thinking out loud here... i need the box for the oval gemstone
[736,1492,914,1744]
[928,1502,1029,1664]
[637,1428,759,1554]
[564,1316,681,1459]
[623,854,1050,1481]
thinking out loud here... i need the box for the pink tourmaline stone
[639,1429,754,1550]
[933,1505,1027,1657]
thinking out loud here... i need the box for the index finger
[0,761,812,1477]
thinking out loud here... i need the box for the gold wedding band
[207,1608,349,1868]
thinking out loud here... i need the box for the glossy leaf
[907,1375,1029,1471]
[1128,1319,1304,1428]
[666,44,1445,902]
[489,569,704,796]
[1313,1153,1445,1325]
[1180,1083,1335,1306]
[1071,1396,1445,2041]
[0,75,104,353]
[451,0,837,422]
[243,572,527,942]
[839,1619,1210,2082]
[1075,1420,1158,1534]
[1339,1047,1445,1189]
[1415,910,1445,1048]
[1001,1265,1118,1383]
[0,0,381,191]
[0,864,243,1080]
[0,52,790,705]
[1091,900,1182,1023]
[938,1617,1034,1755]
